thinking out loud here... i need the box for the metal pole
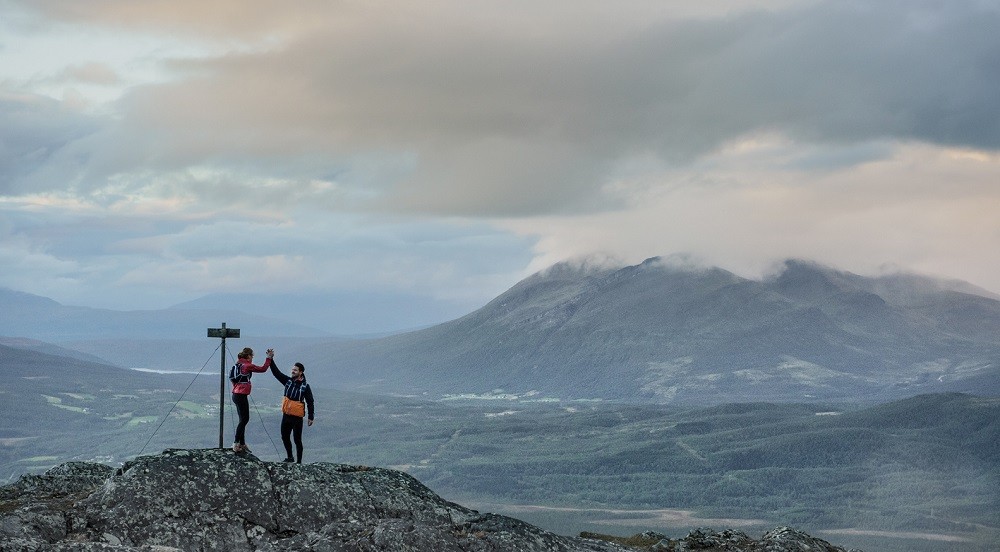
[219,322,226,449]
[209,323,238,448]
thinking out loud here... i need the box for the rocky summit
[0,448,860,551]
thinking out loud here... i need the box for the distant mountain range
[291,258,1000,403]
[0,287,331,341]
[2,258,999,404]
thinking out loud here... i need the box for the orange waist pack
[281,396,305,417]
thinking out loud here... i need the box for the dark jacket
[270,361,315,421]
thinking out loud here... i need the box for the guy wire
[251,394,282,456]
[137,343,222,456]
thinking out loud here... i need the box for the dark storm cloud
[62,0,993,215]
[6,0,999,214]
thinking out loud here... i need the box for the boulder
[643,526,862,551]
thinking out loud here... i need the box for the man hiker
[268,349,315,463]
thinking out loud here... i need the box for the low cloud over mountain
[295,258,1000,403]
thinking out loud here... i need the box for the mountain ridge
[0,287,332,341]
[293,258,1000,403]
[2,257,998,404]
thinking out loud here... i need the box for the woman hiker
[268,350,315,463]
[230,347,273,453]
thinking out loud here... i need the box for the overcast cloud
[1,0,998,326]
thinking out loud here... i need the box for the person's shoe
[283,457,294,463]
[241,445,252,453]
[232,443,242,452]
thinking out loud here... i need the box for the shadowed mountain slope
[298,258,1000,403]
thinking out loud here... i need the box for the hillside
[397,392,1000,551]
[0,342,214,476]
[295,258,1000,403]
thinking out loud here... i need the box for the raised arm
[239,357,271,374]
[269,358,290,384]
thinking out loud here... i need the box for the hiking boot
[283,457,294,463]
[232,443,242,452]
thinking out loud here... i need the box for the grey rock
[0,449,861,552]
[758,526,862,552]
[0,462,113,499]
[648,526,862,552]
[1,448,631,551]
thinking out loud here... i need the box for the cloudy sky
[2,0,999,327]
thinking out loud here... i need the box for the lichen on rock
[1,448,634,551]
[1,449,863,551]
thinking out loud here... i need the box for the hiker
[267,350,315,464]
[231,347,273,453]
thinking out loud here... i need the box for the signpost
[207,323,240,449]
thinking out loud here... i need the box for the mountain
[295,258,1000,403]
[0,448,861,551]
[0,287,331,341]
[0,337,110,365]
[4,257,999,403]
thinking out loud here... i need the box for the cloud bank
[1,0,998,319]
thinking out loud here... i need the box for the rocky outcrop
[0,449,861,551]
[624,527,862,551]
[1,449,628,551]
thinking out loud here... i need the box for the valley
[1,352,996,551]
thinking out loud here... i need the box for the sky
[2,0,999,327]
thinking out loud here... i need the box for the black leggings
[281,414,305,463]
[232,393,250,445]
